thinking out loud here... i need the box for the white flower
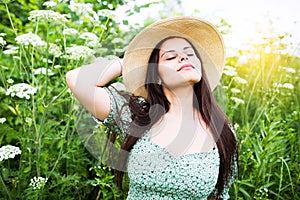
[230,97,245,105]
[6,83,37,100]
[233,77,248,84]
[69,3,99,24]
[0,33,6,37]
[98,9,117,20]
[49,43,62,57]
[231,88,241,93]
[3,45,19,55]
[63,28,78,35]
[273,82,294,90]
[28,10,67,23]
[223,65,237,77]
[0,145,21,162]
[0,36,6,46]
[111,38,123,43]
[64,45,94,60]
[34,68,54,76]
[0,118,6,124]
[54,65,61,69]
[15,33,46,47]
[79,32,99,47]
[7,78,14,84]
[278,66,296,74]
[29,176,48,190]
[43,1,57,8]
[282,83,294,90]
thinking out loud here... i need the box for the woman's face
[158,38,202,89]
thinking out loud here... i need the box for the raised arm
[66,58,122,121]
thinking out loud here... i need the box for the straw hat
[122,16,225,99]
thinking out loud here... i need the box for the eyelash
[166,53,194,60]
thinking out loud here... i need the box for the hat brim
[123,16,225,99]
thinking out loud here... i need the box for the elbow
[65,70,76,91]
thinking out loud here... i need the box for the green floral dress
[94,86,235,200]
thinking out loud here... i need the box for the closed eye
[166,56,176,60]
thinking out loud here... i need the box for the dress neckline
[143,130,218,159]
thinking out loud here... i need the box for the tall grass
[0,1,299,199]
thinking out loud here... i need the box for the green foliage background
[0,0,299,199]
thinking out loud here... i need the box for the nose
[178,53,188,62]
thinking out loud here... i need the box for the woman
[66,16,238,199]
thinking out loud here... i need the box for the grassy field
[0,1,299,199]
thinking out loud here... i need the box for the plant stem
[0,173,12,200]
[4,3,17,36]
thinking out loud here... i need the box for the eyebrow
[161,46,193,58]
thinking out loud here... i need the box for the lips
[177,64,195,71]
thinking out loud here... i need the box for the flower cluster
[273,82,294,90]
[230,97,245,105]
[43,1,57,8]
[28,10,67,23]
[0,117,6,124]
[64,45,94,60]
[29,176,48,190]
[79,32,99,47]
[69,3,99,24]
[34,67,55,76]
[63,28,78,36]
[0,145,22,162]
[15,32,45,47]
[278,66,296,74]
[0,33,6,47]
[6,83,37,99]
[3,45,19,55]
[223,65,237,77]
[49,43,62,57]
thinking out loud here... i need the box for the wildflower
[79,32,99,47]
[42,58,53,63]
[282,83,294,90]
[7,78,14,84]
[230,88,241,93]
[98,9,117,20]
[54,65,61,69]
[0,117,6,124]
[273,82,294,90]
[49,43,62,57]
[63,28,78,36]
[64,45,94,60]
[278,66,296,73]
[28,10,67,23]
[69,3,99,24]
[29,176,48,190]
[3,45,19,55]
[233,77,248,84]
[0,145,21,162]
[0,33,6,37]
[34,68,54,76]
[15,32,46,47]
[6,83,37,100]
[230,97,245,105]
[223,65,237,76]
[43,1,57,8]
[111,38,123,43]
[0,36,6,46]
[25,117,32,124]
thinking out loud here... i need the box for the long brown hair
[113,36,238,198]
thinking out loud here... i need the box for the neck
[163,85,196,116]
